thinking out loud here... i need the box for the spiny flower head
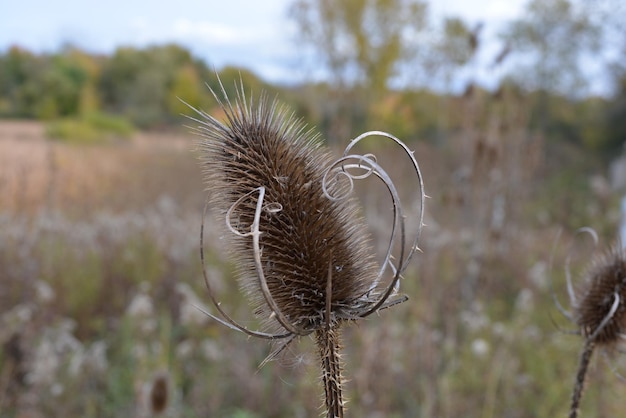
[575,242,626,346]
[553,230,626,418]
[197,91,380,332]
[188,79,424,418]
[190,82,424,337]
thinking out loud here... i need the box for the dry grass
[0,121,203,216]
[1,116,625,417]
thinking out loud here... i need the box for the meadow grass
[0,120,625,417]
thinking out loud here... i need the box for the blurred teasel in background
[552,228,626,418]
[186,79,425,417]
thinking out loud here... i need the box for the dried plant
[149,371,170,415]
[552,228,626,418]
[187,79,424,417]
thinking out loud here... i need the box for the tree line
[0,0,624,159]
[0,44,274,129]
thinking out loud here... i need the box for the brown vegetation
[0,79,624,417]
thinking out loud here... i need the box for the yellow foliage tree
[167,64,202,116]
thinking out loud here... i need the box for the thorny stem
[316,326,344,418]
[569,339,595,418]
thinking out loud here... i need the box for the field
[0,119,625,417]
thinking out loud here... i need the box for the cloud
[126,17,280,49]
[172,18,256,46]
[432,0,525,25]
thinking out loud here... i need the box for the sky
[0,0,528,86]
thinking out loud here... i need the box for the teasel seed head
[552,230,626,418]
[574,242,626,346]
[189,78,425,418]
[195,87,383,332]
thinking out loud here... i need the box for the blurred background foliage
[2,0,626,416]
[0,0,623,154]
[0,0,621,153]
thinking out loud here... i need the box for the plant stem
[316,325,344,418]
[569,339,595,418]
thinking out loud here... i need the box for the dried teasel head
[187,78,424,417]
[553,228,626,347]
[188,79,424,338]
[198,97,379,332]
[551,228,626,418]
[575,241,626,345]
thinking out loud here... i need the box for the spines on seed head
[196,86,378,331]
[575,242,626,346]
[191,79,425,418]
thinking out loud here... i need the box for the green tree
[36,49,89,119]
[69,48,102,115]
[596,0,626,158]
[499,0,602,142]
[289,0,428,141]
[433,18,476,72]
[167,64,202,115]
[501,0,600,95]
[99,44,201,127]
[289,0,428,94]
[604,60,626,158]
[98,46,146,112]
[0,46,45,117]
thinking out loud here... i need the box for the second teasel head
[553,230,626,418]
[574,242,626,346]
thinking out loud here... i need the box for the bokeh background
[1,0,626,417]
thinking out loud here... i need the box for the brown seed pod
[196,91,379,332]
[575,242,626,346]
[188,79,424,417]
[149,372,169,415]
[552,230,626,418]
